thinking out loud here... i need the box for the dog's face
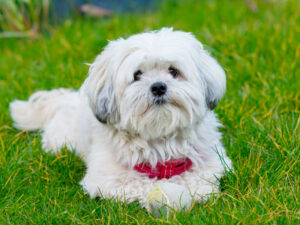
[83,28,226,140]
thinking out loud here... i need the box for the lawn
[0,0,299,224]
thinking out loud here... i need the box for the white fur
[10,28,232,208]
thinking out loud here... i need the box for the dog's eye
[168,67,180,78]
[133,70,143,81]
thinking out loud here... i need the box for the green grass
[0,0,299,224]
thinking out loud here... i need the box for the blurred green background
[0,0,299,224]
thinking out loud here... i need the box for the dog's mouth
[153,97,166,106]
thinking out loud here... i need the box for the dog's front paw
[146,182,193,217]
[80,176,101,199]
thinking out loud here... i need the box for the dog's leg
[80,169,194,216]
[41,106,78,153]
[80,170,156,203]
[10,89,80,153]
[146,182,193,217]
[79,147,194,214]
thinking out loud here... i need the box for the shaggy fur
[10,28,232,207]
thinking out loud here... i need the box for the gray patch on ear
[95,83,119,124]
[206,98,218,110]
[206,87,219,110]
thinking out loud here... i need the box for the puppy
[10,28,232,212]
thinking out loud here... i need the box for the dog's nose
[151,82,167,97]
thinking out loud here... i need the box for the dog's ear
[178,31,226,110]
[198,50,226,110]
[94,82,119,124]
[187,36,226,110]
[81,41,122,124]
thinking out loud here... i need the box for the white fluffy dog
[10,28,231,212]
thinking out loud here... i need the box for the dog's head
[82,28,226,139]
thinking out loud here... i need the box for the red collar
[134,158,192,179]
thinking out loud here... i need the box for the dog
[10,28,232,212]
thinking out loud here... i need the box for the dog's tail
[10,88,76,131]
